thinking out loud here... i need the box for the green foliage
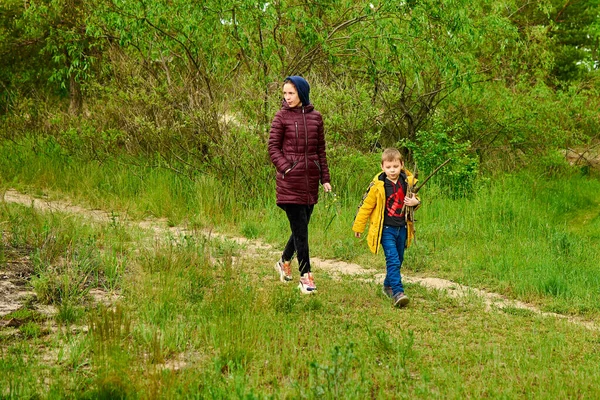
[3,0,600,182]
[403,121,480,197]
[317,80,381,150]
[436,78,600,173]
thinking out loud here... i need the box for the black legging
[281,204,315,275]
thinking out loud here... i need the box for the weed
[272,287,300,314]
[19,322,42,339]
[3,308,45,322]
[84,373,131,400]
[309,343,368,399]
[373,329,396,353]
[57,301,85,325]
[331,238,361,261]
[187,270,213,304]
[241,221,260,239]
[89,304,132,358]
[540,276,569,297]
[100,252,125,291]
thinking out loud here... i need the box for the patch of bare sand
[0,244,36,318]
[2,188,597,332]
[403,276,598,331]
[564,146,600,170]
[3,189,113,223]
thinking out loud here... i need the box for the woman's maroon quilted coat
[268,101,331,205]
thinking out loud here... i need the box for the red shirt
[383,173,408,227]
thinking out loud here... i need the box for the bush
[402,121,480,198]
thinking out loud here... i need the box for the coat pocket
[313,159,321,172]
[283,161,298,179]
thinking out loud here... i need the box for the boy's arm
[352,183,377,235]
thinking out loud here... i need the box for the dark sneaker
[298,272,317,294]
[275,259,293,282]
[393,292,409,308]
[383,286,393,298]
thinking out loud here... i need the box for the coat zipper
[303,107,310,204]
[285,121,298,181]
[375,184,385,254]
[295,122,299,154]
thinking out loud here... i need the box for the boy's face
[381,158,403,182]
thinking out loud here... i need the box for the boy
[352,148,421,307]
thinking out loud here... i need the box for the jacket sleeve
[268,112,293,173]
[316,114,331,184]
[352,182,377,234]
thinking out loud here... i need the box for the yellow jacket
[352,170,419,254]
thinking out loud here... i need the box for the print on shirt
[386,182,405,218]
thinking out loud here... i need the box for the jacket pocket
[313,159,321,172]
[283,161,298,179]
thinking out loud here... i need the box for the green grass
[1,205,600,398]
[1,137,600,397]
[414,174,600,315]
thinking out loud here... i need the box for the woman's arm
[267,112,293,173]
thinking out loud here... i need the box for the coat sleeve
[352,182,377,234]
[268,112,293,173]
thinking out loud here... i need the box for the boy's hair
[381,148,403,163]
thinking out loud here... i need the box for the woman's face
[283,83,301,108]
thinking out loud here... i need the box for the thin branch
[413,158,452,193]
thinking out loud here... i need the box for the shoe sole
[274,262,292,283]
[298,283,316,294]
[394,296,410,308]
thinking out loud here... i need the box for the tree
[20,0,102,115]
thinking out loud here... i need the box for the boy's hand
[322,182,332,192]
[404,194,420,207]
[354,232,361,238]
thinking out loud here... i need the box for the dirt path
[2,189,598,331]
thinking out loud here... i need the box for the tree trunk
[69,74,82,116]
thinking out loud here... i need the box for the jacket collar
[376,170,408,182]
[281,99,314,113]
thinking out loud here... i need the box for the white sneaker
[298,272,317,294]
[275,259,293,282]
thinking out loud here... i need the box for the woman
[268,76,332,294]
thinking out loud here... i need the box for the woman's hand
[322,182,332,192]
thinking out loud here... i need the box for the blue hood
[285,75,310,106]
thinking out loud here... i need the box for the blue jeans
[381,225,407,296]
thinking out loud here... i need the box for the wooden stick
[413,158,452,194]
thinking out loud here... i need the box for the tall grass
[1,136,600,317]
[415,173,600,314]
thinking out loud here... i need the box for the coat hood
[285,75,311,106]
